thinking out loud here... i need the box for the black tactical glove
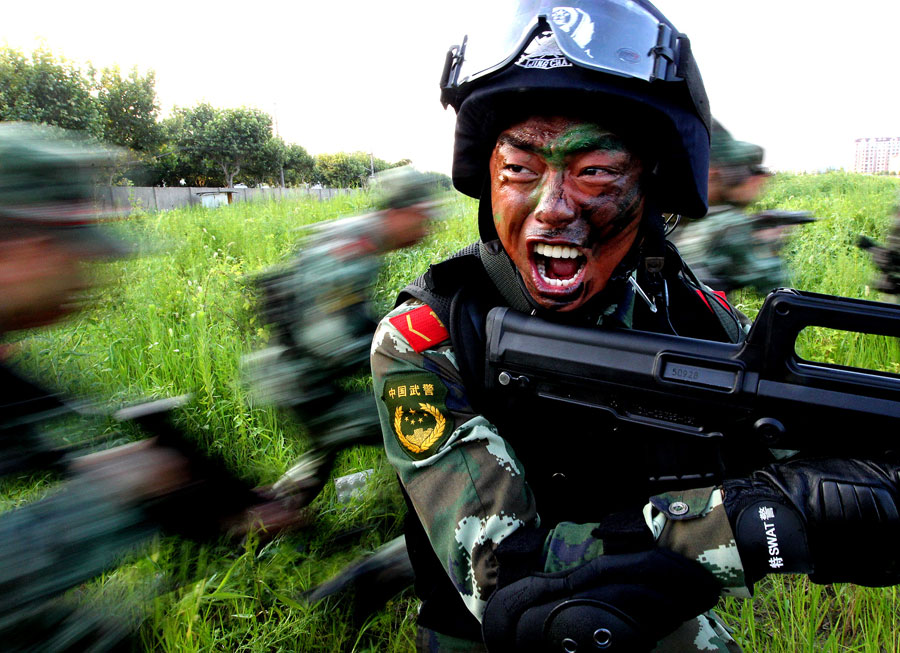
[481,548,720,653]
[724,458,900,586]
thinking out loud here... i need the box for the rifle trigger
[628,277,657,313]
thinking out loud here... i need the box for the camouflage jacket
[372,271,752,650]
[671,204,786,294]
[243,213,397,497]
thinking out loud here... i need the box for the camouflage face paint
[492,123,631,226]
[533,125,627,171]
[489,116,646,312]
[494,184,543,226]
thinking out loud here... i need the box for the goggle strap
[651,23,675,81]
[440,37,468,109]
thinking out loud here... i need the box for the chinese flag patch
[389,305,449,353]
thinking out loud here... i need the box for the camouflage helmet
[371,165,440,211]
[709,120,764,168]
[439,0,712,235]
[708,119,767,188]
[0,121,125,255]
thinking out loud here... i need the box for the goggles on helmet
[441,0,683,108]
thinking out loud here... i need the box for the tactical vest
[394,241,743,640]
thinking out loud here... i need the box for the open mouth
[530,242,586,293]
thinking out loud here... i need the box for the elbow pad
[481,548,720,653]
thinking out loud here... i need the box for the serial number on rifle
[668,367,700,380]
[660,361,738,391]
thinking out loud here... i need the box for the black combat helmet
[439,0,711,240]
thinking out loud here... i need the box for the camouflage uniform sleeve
[647,487,752,598]
[717,217,785,294]
[644,488,750,652]
[372,299,539,621]
[373,300,750,626]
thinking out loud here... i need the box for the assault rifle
[485,289,900,488]
[106,396,261,538]
[749,209,817,229]
[4,389,258,525]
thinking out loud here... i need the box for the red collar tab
[389,305,449,353]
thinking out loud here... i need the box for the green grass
[3,173,899,651]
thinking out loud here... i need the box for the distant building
[890,154,900,175]
[853,137,900,174]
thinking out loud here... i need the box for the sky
[3,1,899,175]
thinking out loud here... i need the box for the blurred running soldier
[670,119,785,296]
[0,122,284,652]
[858,203,900,298]
[243,166,442,510]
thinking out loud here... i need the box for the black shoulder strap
[396,242,482,325]
[395,243,500,413]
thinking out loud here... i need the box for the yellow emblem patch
[393,403,446,454]
[382,372,452,459]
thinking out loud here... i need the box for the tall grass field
[3,172,899,651]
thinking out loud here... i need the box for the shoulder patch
[381,371,453,459]
[388,304,449,353]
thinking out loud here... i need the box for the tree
[174,104,273,188]
[240,136,287,187]
[311,151,411,188]
[0,46,327,190]
[314,152,370,188]
[356,152,403,176]
[283,143,316,186]
[0,47,99,134]
[145,110,228,187]
[211,107,273,188]
[96,66,162,153]
[423,170,453,191]
[242,139,316,188]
